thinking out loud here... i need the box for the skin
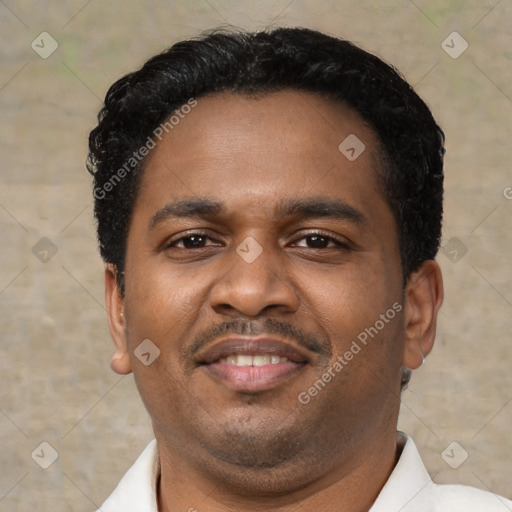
[104,90,443,512]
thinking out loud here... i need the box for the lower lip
[203,361,305,392]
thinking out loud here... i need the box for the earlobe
[110,350,132,375]
[105,264,132,375]
[402,260,444,370]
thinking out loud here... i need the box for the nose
[209,238,299,318]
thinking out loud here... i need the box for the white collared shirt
[96,433,512,511]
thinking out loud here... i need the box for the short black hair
[87,26,444,292]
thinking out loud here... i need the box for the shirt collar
[98,438,159,512]
[369,432,432,511]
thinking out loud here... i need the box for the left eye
[291,234,347,249]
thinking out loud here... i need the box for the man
[87,27,511,511]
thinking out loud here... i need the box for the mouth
[196,336,310,392]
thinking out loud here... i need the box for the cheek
[128,256,208,307]
[298,261,391,332]
[122,260,208,354]
[122,266,203,418]
[300,261,403,383]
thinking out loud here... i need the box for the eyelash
[165,230,351,250]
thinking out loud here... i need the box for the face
[107,90,427,492]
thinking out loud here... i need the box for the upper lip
[196,336,311,365]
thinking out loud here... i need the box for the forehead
[136,90,388,222]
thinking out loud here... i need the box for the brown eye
[178,235,206,248]
[292,232,350,250]
[304,235,330,248]
[167,233,219,249]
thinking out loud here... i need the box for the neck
[156,430,401,512]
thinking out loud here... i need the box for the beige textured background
[0,0,511,510]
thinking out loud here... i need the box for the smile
[196,336,310,392]
[218,354,292,366]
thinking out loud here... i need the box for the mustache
[185,317,331,360]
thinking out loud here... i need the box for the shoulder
[372,433,512,512]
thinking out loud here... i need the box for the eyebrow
[149,196,366,230]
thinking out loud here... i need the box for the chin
[186,422,327,497]
[199,448,319,498]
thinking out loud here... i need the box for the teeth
[237,355,253,366]
[218,354,290,366]
[253,355,270,366]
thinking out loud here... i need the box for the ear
[105,263,132,375]
[402,260,444,370]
